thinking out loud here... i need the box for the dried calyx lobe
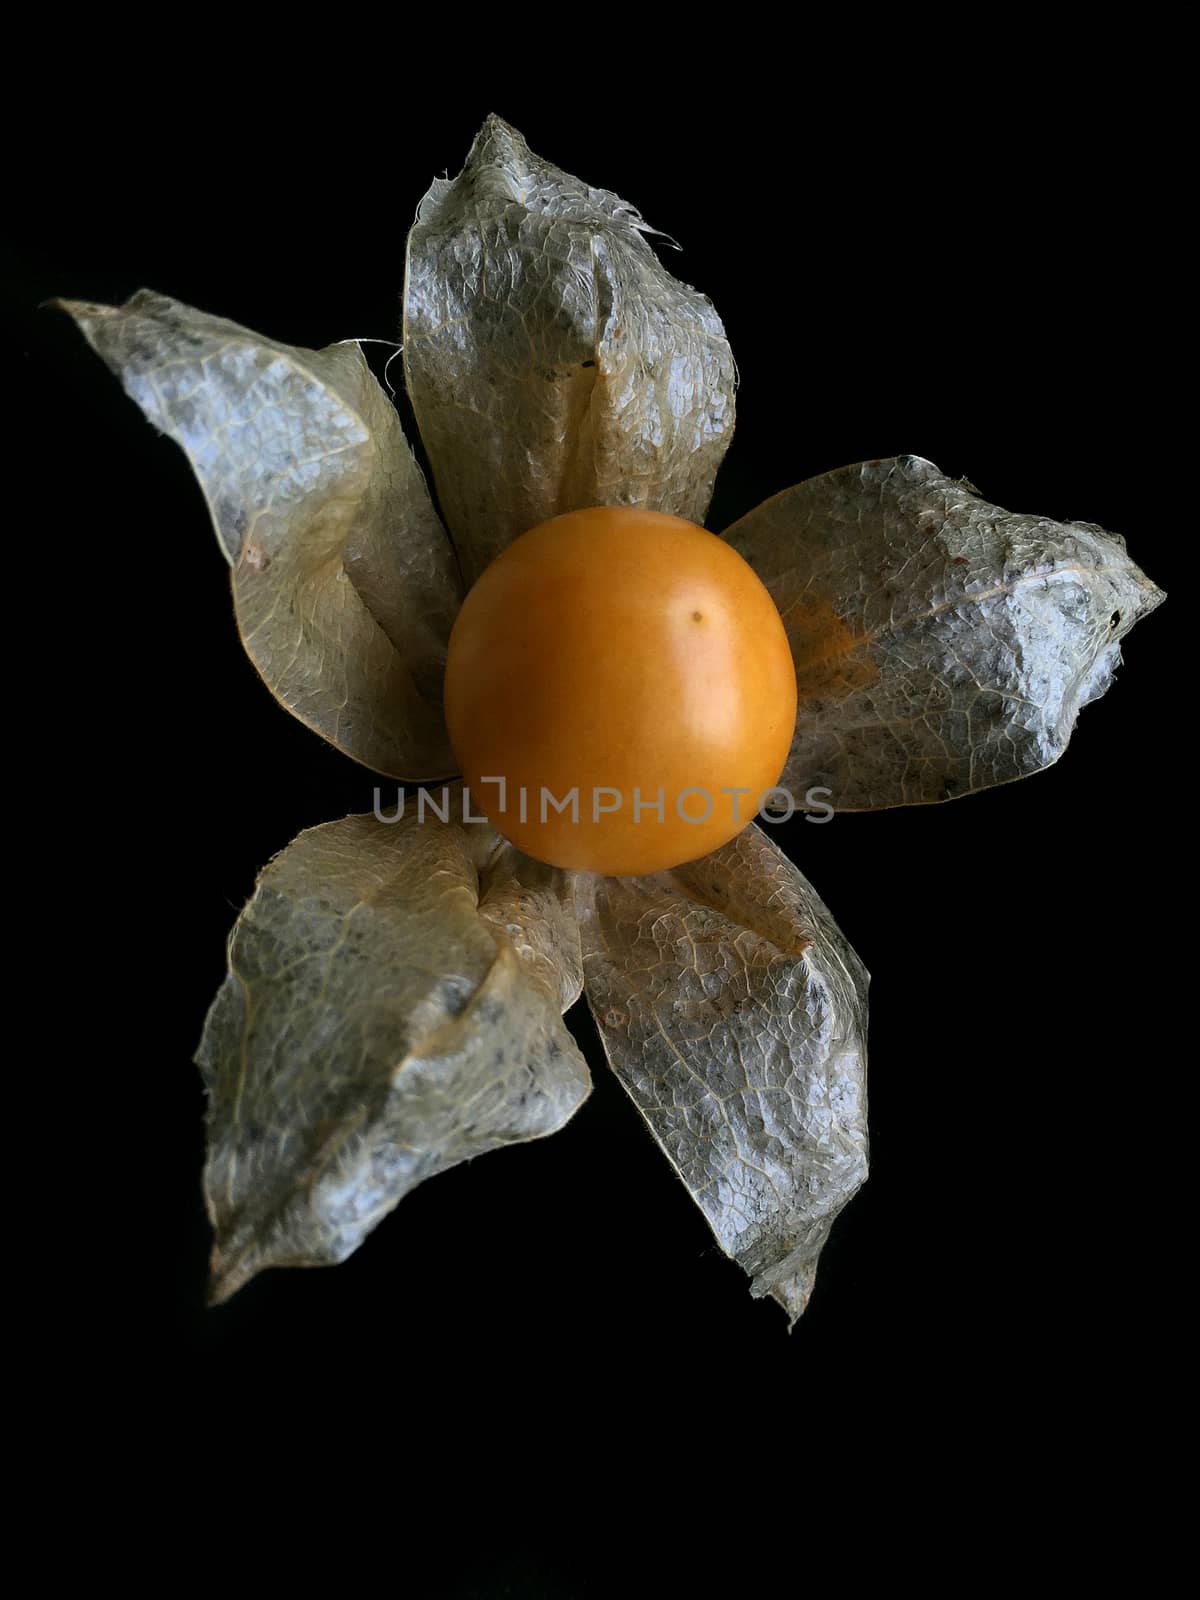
[60,290,462,780]
[402,113,737,586]
[724,455,1165,809]
[197,800,590,1305]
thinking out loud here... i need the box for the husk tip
[467,111,529,169]
[206,1242,257,1307]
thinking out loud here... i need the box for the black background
[11,72,1183,1587]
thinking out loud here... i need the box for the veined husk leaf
[403,114,737,585]
[723,455,1165,809]
[61,291,462,778]
[577,825,868,1325]
[197,796,590,1303]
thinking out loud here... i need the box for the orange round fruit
[443,506,797,875]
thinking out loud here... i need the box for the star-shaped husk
[61,115,1164,1324]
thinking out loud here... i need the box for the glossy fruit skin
[443,507,798,875]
